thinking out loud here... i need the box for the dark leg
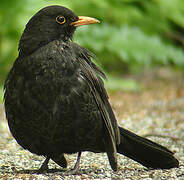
[39,157,50,172]
[66,152,82,175]
[73,151,82,171]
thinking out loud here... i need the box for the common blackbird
[4,5,179,173]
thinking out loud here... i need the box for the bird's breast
[4,40,105,155]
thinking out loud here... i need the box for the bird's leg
[66,152,82,175]
[39,157,50,172]
[73,151,82,171]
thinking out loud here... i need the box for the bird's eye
[56,16,66,24]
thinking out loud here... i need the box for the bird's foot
[38,157,50,173]
[65,152,82,175]
[65,168,81,175]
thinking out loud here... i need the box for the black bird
[4,5,179,173]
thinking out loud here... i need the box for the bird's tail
[117,127,179,169]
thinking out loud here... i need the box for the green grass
[0,87,4,103]
[105,76,141,92]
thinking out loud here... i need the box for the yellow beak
[70,16,100,27]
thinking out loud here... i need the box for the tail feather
[117,127,179,169]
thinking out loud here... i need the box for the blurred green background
[1,0,184,100]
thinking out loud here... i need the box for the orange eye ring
[56,16,66,24]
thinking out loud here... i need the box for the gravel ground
[0,73,184,179]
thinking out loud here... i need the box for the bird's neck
[18,34,71,58]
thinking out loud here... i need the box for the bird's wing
[74,44,120,170]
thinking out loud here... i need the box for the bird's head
[18,5,99,56]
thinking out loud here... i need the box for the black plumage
[4,5,179,172]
